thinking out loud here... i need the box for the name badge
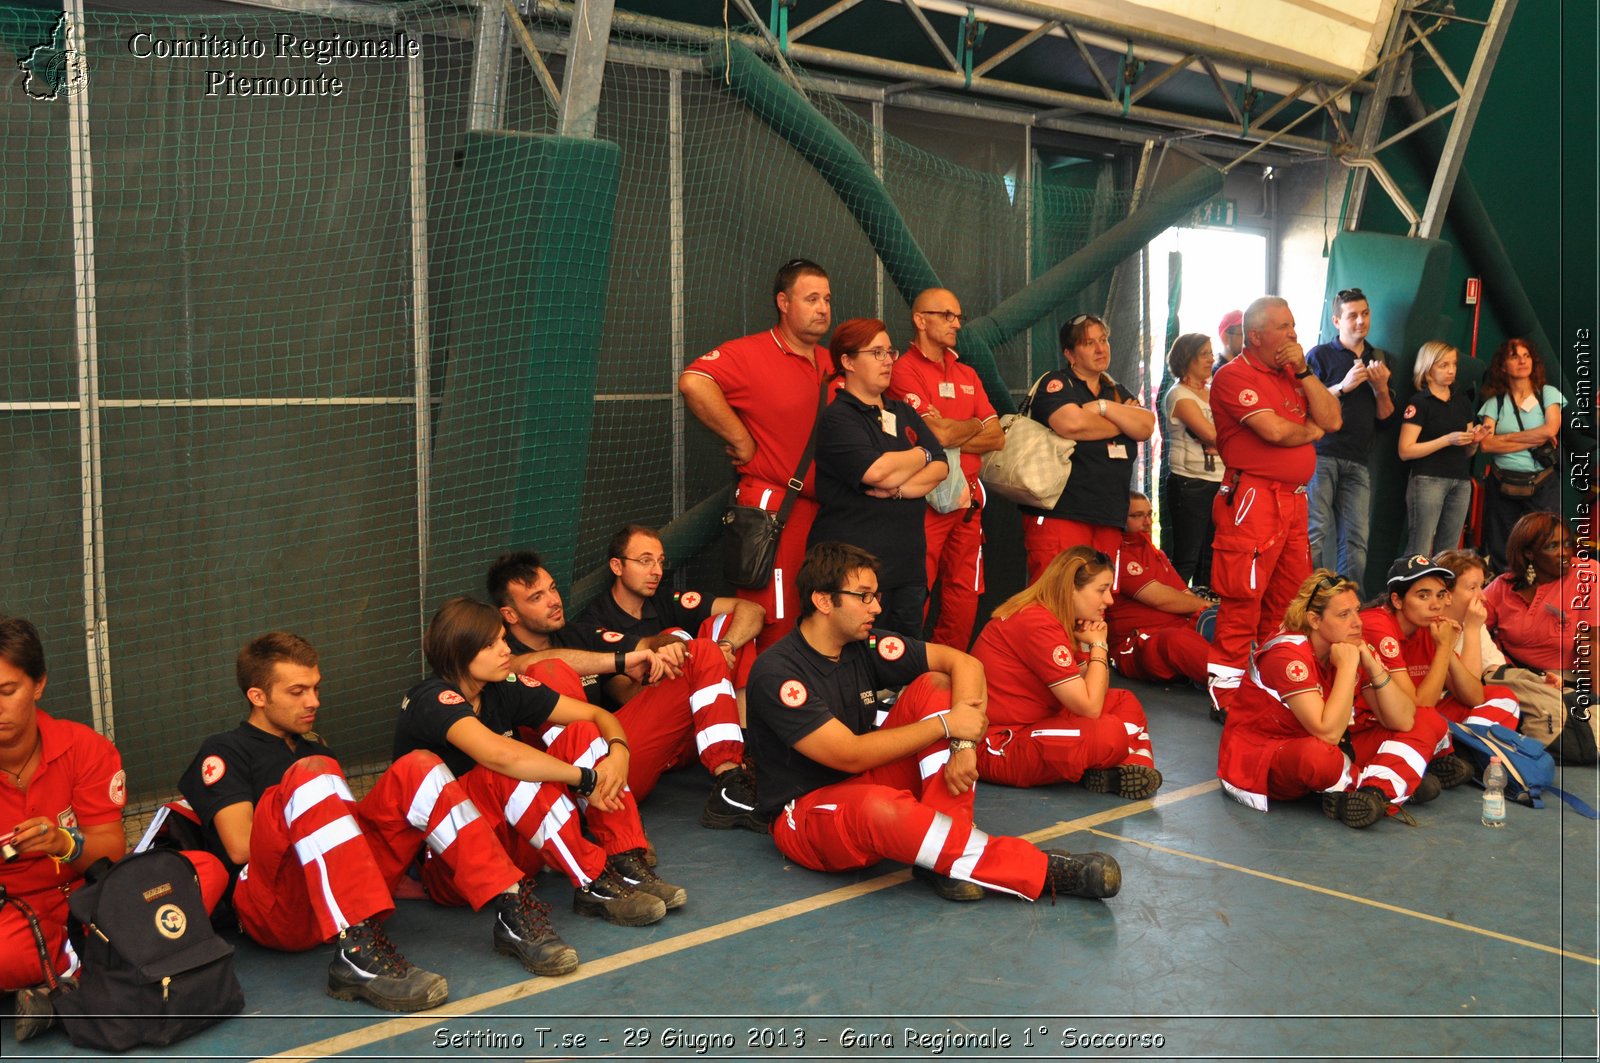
[1107,442,1129,460]
[938,382,956,399]
[880,409,897,436]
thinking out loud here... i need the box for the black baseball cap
[1386,555,1455,593]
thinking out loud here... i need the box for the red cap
[1218,309,1244,337]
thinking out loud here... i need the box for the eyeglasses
[850,347,899,362]
[835,589,879,604]
[1336,288,1366,303]
[621,555,667,571]
[918,309,965,325]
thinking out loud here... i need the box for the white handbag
[978,374,1075,510]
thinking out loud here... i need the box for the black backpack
[53,849,244,1051]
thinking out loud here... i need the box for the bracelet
[716,638,735,651]
[614,650,628,676]
[50,827,84,870]
[1088,641,1109,650]
[936,713,951,739]
[574,766,598,797]
[1369,673,1392,690]
[1083,657,1108,669]
[949,738,976,752]
[606,737,629,752]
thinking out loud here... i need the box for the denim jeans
[1404,474,1473,557]
[1307,455,1371,584]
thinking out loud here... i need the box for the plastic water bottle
[1481,756,1507,828]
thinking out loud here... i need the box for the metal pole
[63,0,112,738]
[558,0,616,137]
[872,100,885,321]
[407,35,435,630]
[469,0,509,131]
[1021,122,1033,385]
[1419,0,1516,240]
[670,69,686,517]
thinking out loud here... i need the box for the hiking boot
[1321,786,1388,829]
[13,976,72,1042]
[1427,753,1474,790]
[911,863,984,902]
[494,881,580,976]
[643,842,658,868]
[1042,849,1121,900]
[1080,764,1164,800]
[327,918,448,1012]
[574,867,667,926]
[1410,773,1442,805]
[608,848,687,910]
[700,764,768,833]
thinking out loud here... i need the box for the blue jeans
[1404,475,1473,557]
[1307,455,1371,584]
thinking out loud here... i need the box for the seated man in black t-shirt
[746,541,1122,904]
[487,548,765,833]
[178,632,577,1013]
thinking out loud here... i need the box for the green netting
[0,0,1212,816]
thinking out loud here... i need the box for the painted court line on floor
[1090,827,1600,966]
[258,779,1218,1061]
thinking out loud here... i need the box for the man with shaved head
[887,288,1004,650]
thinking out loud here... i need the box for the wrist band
[575,766,598,797]
[716,639,734,651]
[614,650,628,675]
[936,713,951,739]
[1369,673,1392,690]
[1294,367,1313,379]
[606,737,629,752]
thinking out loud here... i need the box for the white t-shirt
[1164,382,1222,481]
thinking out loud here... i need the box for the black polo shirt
[745,626,930,820]
[574,587,715,643]
[179,721,336,875]
[1401,386,1477,480]
[1023,368,1135,528]
[506,627,602,699]
[393,673,559,779]
[1307,337,1397,461]
[808,389,937,588]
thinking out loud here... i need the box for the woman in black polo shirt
[1397,341,1488,556]
[809,317,948,638]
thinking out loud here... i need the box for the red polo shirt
[971,604,1085,725]
[1211,349,1315,484]
[684,329,835,496]
[1108,531,1190,636]
[887,344,998,480]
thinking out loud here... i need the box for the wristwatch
[949,739,977,752]
[1294,366,1314,379]
[1097,398,1108,417]
[61,825,85,862]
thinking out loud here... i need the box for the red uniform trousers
[0,889,79,989]
[1435,684,1520,732]
[1113,625,1210,685]
[697,613,757,689]
[1207,476,1311,714]
[976,689,1154,787]
[1253,736,1348,801]
[422,720,647,907]
[923,502,986,650]
[231,752,520,951]
[529,650,743,798]
[1347,705,1451,804]
[771,675,1049,901]
[733,476,819,651]
[1022,516,1123,586]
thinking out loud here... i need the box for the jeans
[1307,455,1371,585]
[1404,474,1473,557]
[1165,473,1220,586]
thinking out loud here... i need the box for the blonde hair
[1282,569,1361,634]
[1412,340,1458,390]
[992,546,1111,631]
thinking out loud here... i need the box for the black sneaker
[1042,849,1121,900]
[1427,753,1474,790]
[1410,773,1442,805]
[494,881,579,976]
[911,863,984,902]
[1080,764,1164,800]
[13,976,72,1042]
[701,764,768,833]
[327,918,449,1012]
[608,848,687,910]
[574,867,667,926]
[1321,786,1388,829]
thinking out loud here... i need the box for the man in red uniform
[679,259,836,650]
[887,287,1004,650]
[179,632,582,1014]
[1108,492,1215,686]
[1206,297,1342,721]
[746,542,1121,905]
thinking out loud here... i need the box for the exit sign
[1199,198,1237,227]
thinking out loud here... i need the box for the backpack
[53,849,245,1051]
[1486,665,1600,766]
[1447,720,1598,818]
